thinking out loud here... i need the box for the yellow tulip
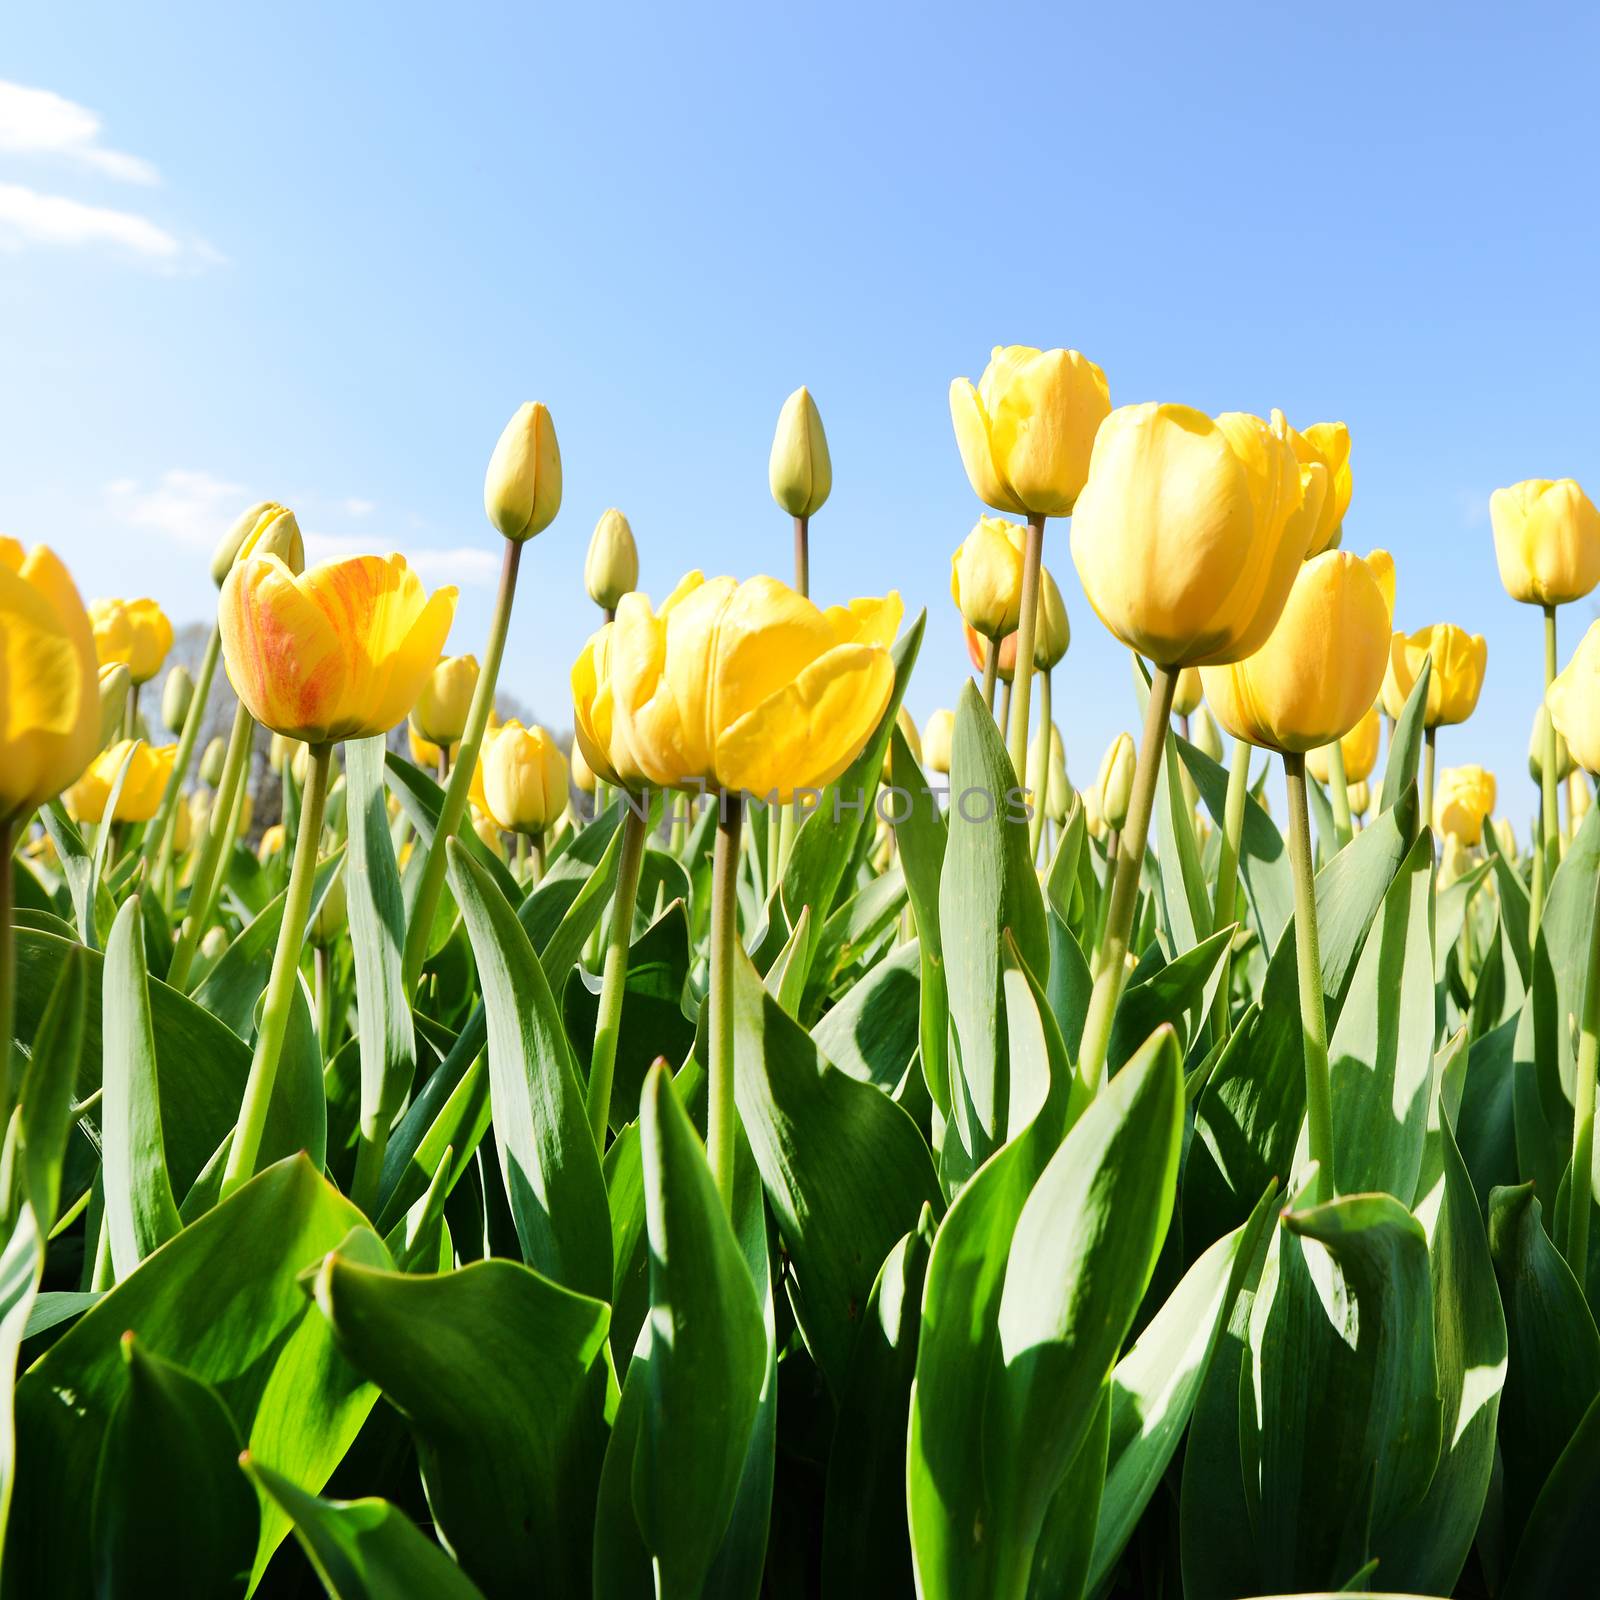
[0,539,99,823]
[950,345,1111,517]
[1547,620,1600,774]
[1099,732,1136,829]
[1571,769,1593,822]
[572,618,653,791]
[570,737,597,796]
[484,402,562,542]
[1171,667,1203,717]
[769,387,832,519]
[1070,405,1326,668]
[1381,624,1488,727]
[883,706,922,784]
[480,721,569,835]
[1528,703,1573,783]
[1273,409,1352,556]
[1494,816,1517,858]
[585,509,640,611]
[1433,764,1496,845]
[221,552,457,743]
[98,662,131,750]
[1202,550,1392,755]
[1082,780,1106,839]
[171,791,193,853]
[66,738,177,824]
[608,572,900,803]
[1028,722,1070,823]
[1307,703,1382,786]
[90,596,173,685]
[188,787,211,837]
[411,654,479,747]
[922,708,955,776]
[212,502,302,587]
[950,516,1025,640]
[1032,566,1071,670]
[1490,478,1600,607]
[268,732,298,773]
[1347,780,1371,819]
[258,822,286,862]
[238,791,253,835]
[1190,703,1224,763]
[470,805,506,858]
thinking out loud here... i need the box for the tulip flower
[97,663,131,750]
[922,708,955,777]
[162,664,194,735]
[212,502,302,588]
[1547,621,1600,776]
[484,402,562,543]
[1171,667,1203,719]
[1381,625,1487,728]
[200,734,227,787]
[1028,721,1070,824]
[1082,780,1106,840]
[1529,703,1574,784]
[571,737,597,796]
[585,509,640,614]
[480,721,569,840]
[411,654,480,748]
[1347,780,1371,821]
[1273,410,1352,556]
[1491,478,1600,608]
[89,596,173,687]
[1191,704,1224,764]
[257,822,286,863]
[1433,764,1496,845]
[309,869,347,946]
[66,739,177,824]
[883,706,923,786]
[951,516,1025,648]
[770,387,832,596]
[1098,733,1136,831]
[1308,703,1381,789]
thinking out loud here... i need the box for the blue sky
[4,2,1599,831]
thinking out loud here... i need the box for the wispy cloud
[0,181,196,263]
[0,81,159,185]
[303,531,500,586]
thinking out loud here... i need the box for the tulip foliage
[4,408,1600,1600]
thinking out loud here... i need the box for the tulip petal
[950,378,1025,515]
[221,557,347,741]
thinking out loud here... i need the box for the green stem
[980,636,1000,716]
[1210,736,1252,1046]
[0,820,14,1127]
[515,832,528,882]
[314,947,331,1056]
[1566,816,1600,1286]
[708,795,744,1214]
[220,742,332,1197]
[1543,605,1562,886]
[1327,737,1353,848]
[1285,753,1334,1202]
[1076,664,1177,1091]
[1030,668,1052,863]
[528,835,545,885]
[167,701,254,992]
[1092,826,1119,963]
[998,675,1012,741]
[793,513,809,598]
[585,803,649,1150]
[403,538,521,992]
[1422,727,1437,839]
[1531,802,1549,932]
[1005,513,1046,788]
[123,683,138,742]
[146,624,221,889]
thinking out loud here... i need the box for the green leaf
[445,840,611,1301]
[1025,1383,1110,1600]
[101,896,182,1277]
[1483,818,1531,984]
[731,947,942,1394]
[6,1157,379,1594]
[243,1455,486,1600]
[811,938,921,1097]
[1152,724,1212,955]
[1499,1383,1600,1599]
[384,751,521,904]
[801,867,907,1018]
[312,1248,615,1596]
[17,941,86,1234]
[1457,1014,1519,1209]
[40,800,110,949]
[1378,654,1431,813]
[1107,921,1233,1073]
[90,1335,256,1598]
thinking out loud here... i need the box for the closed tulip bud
[1170,667,1203,718]
[769,387,832,519]
[950,345,1111,517]
[1081,781,1106,839]
[1433,764,1496,845]
[238,790,253,834]
[479,722,569,836]
[200,926,229,964]
[1307,703,1382,786]
[98,662,131,750]
[951,516,1025,640]
[1528,703,1573,783]
[484,401,562,542]
[883,706,922,784]
[1381,624,1488,727]
[1571,770,1593,822]
[1071,405,1326,668]
[1272,410,1352,556]
[212,502,303,586]
[200,735,227,787]
[1202,551,1392,755]
[1099,733,1136,830]
[1439,832,1469,889]
[1191,703,1224,763]
[269,733,299,774]
[411,654,479,747]
[162,664,194,734]
[585,509,640,611]
[257,822,286,862]
[1032,567,1070,670]
[171,791,193,853]
[292,740,330,789]
[1548,622,1600,774]
[922,709,955,776]
[1490,478,1600,607]
[606,572,900,802]
[310,870,347,946]
[222,552,457,743]
[1347,780,1371,819]
[408,723,446,770]
[89,596,173,685]
[65,739,177,824]
[470,806,506,858]
[1028,722,1070,823]
[570,737,596,795]
[188,787,211,837]
[1494,817,1517,859]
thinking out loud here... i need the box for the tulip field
[7,354,1600,1600]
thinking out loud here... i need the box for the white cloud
[0,81,159,184]
[303,531,500,586]
[0,181,183,259]
[106,469,246,551]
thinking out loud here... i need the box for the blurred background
[3,1,1598,831]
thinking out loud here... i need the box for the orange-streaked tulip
[1433,764,1496,845]
[964,622,1015,685]
[90,596,173,685]
[769,387,832,519]
[0,539,100,822]
[950,516,1025,640]
[480,721,569,835]
[1308,704,1382,787]
[1273,409,1352,556]
[221,552,457,743]
[608,572,900,803]
[66,738,176,824]
[484,402,562,542]
[922,708,955,776]
[1202,550,1392,755]
[585,509,640,611]
[1382,624,1488,727]
[1070,405,1326,668]
[411,654,479,747]
[950,345,1111,517]
[1490,478,1600,607]
[1546,620,1600,775]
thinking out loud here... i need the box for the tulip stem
[1006,514,1047,790]
[1284,752,1334,1203]
[1327,738,1353,848]
[221,742,332,1198]
[793,514,809,598]
[124,684,138,743]
[146,624,221,893]
[585,803,649,1152]
[1093,826,1119,963]
[1543,605,1562,893]
[314,947,331,1057]
[1210,736,1252,1046]
[1568,840,1600,1290]
[980,638,1000,716]
[529,835,545,885]
[1030,669,1052,862]
[708,794,744,1215]
[168,701,254,993]
[0,820,14,1124]
[1076,664,1176,1091]
[404,539,522,994]
[1422,727,1437,838]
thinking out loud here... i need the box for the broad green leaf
[446,840,611,1301]
[1483,818,1531,984]
[1456,1014,1519,1209]
[1378,654,1431,813]
[40,800,110,949]
[90,1335,256,1598]
[1499,1382,1600,1599]
[1107,921,1233,1073]
[890,723,950,1116]
[16,941,86,1234]
[1152,724,1212,956]
[812,938,921,1097]
[101,895,181,1277]
[243,1456,486,1600]
[313,1249,615,1596]
[801,867,907,1017]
